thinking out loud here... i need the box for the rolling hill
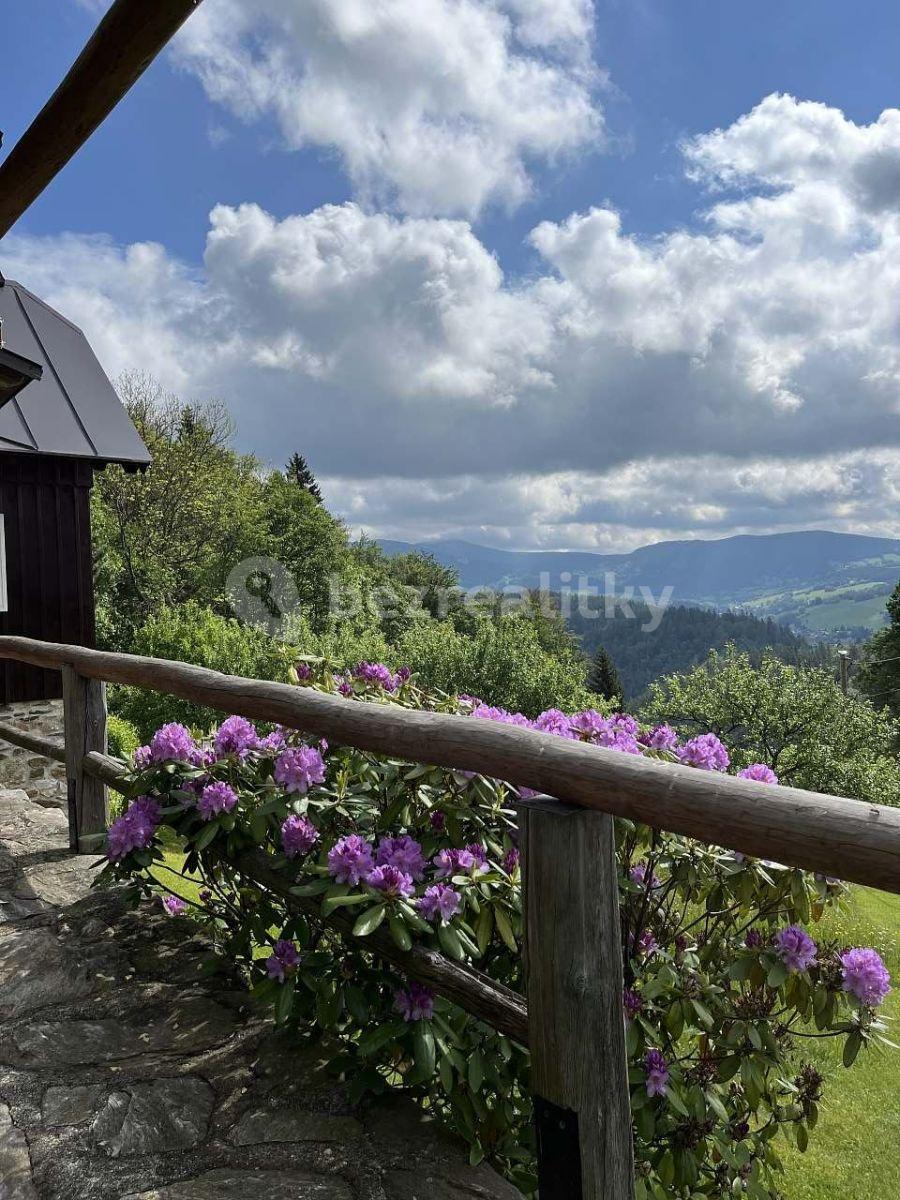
[380,530,900,640]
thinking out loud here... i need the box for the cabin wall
[0,454,95,702]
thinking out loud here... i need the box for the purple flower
[569,709,609,740]
[214,715,259,760]
[106,796,161,862]
[645,724,679,752]
[199,889,212,903]
[840,948,891,1006]
[274,745,326,795]
[258,728,286,752]
[133,744,153,769]
[644,1050,669,1097]
[149,723,198,764]
[394,982,435,1022]
[596,724,643,755]
[774,925,818,972]
[197,780,239,821]
[611,713,640,736]
[337,678,354,698]
[366,864,415,898]
[629,861,662,889]
[396,666,412,683]
[745,928,764,949]
[623,988,643,1020]
[162,895,188,916]
[678,733,730,772]
[417,884,462,924]
[328,835,375,885]
[434,846,487,879]
[281,814,319,859]
[429,809,446,832]
[534,708,576,738]
[376,835,426,881]
[266,938,300,983]
[353,662,399,691]
[738,762,779,784]
[295,662,313,681]
[503,847,520,875]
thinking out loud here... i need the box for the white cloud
[5,94,900,546]
[170,0,603,217]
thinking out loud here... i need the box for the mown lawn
[779,887,900,1200]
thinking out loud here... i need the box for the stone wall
[0,700,67,809]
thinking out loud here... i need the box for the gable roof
[0,278,150,467]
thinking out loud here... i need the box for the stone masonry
[0,702,67,811]
[0,743,521,1199]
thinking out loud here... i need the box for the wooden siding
[0,455,94,701]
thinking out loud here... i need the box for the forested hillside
[569,601,831,700]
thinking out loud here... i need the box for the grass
[779,886,900,1200]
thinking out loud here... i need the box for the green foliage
[259,469,349,630]
[857,580,900,721]
[93,373,268,648]
[398,613,594,716]
[642,645,900,806]
[102,667,893,1197]
[111,602,293,739]
[285,451,323,503]
[107,713,141,760]
[588,645,622,702]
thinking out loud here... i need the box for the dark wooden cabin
[0,277,150,703]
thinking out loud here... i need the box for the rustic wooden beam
[0,720,65,764]
[0,0,204,238]
[520,798,634,1199]
[0,636,898,892]
[61,665,109,852]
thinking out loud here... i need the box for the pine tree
[588,645,622,702]
[285,452,322,503]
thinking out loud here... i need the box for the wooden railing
[1,635,899,1200]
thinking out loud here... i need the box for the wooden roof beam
[0,0,204,240]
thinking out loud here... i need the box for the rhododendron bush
[98,662,892,1199]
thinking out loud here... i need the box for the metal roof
[0,278,151,467]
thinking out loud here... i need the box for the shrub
[107,713,141,760]
[101,666,892,1198]
[643,645,900,807]
[111,602,293,739]
[398,614,595,717]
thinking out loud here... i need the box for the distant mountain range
[380,530,900,639]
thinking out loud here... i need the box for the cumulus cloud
[4,94,900,546]
[170,0,603,217]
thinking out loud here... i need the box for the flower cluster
[106,796,161,861]
[102,662,893,1199]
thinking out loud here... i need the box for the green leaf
[274,977,295,1024]
[322,892,370,916]
[194,822,219,852]
[843,1030,863,1067]
[493,906,518,953]
[389,915,413,951]
[437,923,465,961]
[352,904,387,937]
[475,905,494,954]
[468,1050,484,1093]
[767,960,789,989]
[413,1023,436,1076]
[289,879,331,897]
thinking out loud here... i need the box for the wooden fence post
[61,664,109,852]
[518,796,635,1200]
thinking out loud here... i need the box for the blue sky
[3,1,900,549]
[7,1,900,263]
